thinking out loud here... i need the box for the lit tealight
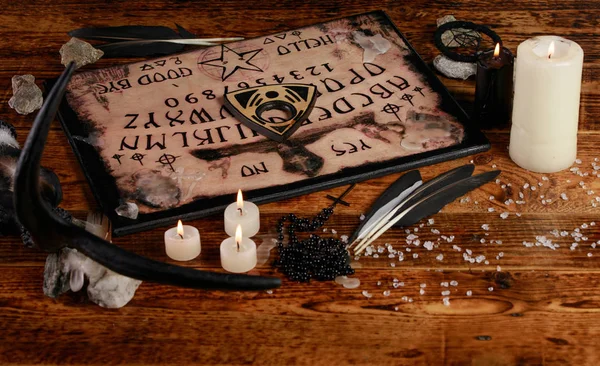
[224,189,260,237]
[220,224,257,273]
[164,220,201,261]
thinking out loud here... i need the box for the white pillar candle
[164,220,201,261]
[509,35,584,173]
[220,225,257,273]
[224,189,260,237]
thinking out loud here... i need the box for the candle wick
[178,233,184,239]
[237,240,240,252]
[237,207,243,216]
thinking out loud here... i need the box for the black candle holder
[473,46,515,129]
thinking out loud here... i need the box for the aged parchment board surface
[58,11,489,235]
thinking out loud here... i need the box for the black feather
[68,25,182,41]
[175,24,197,38]
[394,170,501,227]
[397,164,475,212]
[96,41,185,58]
[69,25,185,57]
[349,169,422,243]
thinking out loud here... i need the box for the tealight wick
[235,224,242,252]
[236,189,244,216]
[493,43,500,58]
[548,41,555,59]
[177,220,184,239]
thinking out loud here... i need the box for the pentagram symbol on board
[198,44,264,81]
[156,153,180,172]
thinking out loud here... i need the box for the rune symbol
[156,153,179,172]
[131,153,146,165]
[112,153,124,165]
[382,103,403,122]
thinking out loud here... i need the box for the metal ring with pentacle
[434,21,502,63]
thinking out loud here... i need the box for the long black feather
[349,169,422,243]
[394,170,501,227]
[69,25,182,41]
[175,23,197,38]
[69,25,185,57]
[397,164,475,212]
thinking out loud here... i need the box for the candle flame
[235,224,242,251]
[548,41,555,59]
[177,220,184,239]
[493,43,500,57]
[236,189,244,215]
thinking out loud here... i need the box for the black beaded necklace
[275,185,356,282]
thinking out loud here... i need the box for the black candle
[473,44,514,129]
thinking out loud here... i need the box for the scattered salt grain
[441,290,451,296]
[588,253,593,257]
[489,196,495,201]
[436,254,444,261]
[442,297,450,306]
[440,281,449,287]
[516,213,522,217]
[419,288,425,295]
[359,214,365,221]
[412,253,419,259]
[500,212,509,219]
[362,290,373,298]
[383,290,391,296]
[428,218,435,225]
[488,208,495,212]
[481,224,489,231]
[575,158,582,164]
[531,186,537,191]
[340,235,348,243]
[466,290,473,296]
[488,287,494,292]
[450,280,458,286]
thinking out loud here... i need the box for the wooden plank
[1,268,600,365]
[0,0,599,364]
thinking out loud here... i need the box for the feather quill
[352,164,475,253]
[175,24,197,38]
[354,169,500,254]
[68,25,243,57]
[349,170,422,245]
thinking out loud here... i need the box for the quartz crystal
[44,247,141,308]
[60,37,104,69]
[8,75,43,115]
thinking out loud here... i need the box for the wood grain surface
[1,1,599,365]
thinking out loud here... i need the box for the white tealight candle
[220,225,257,273]
[224,189,260,237]
[509,35,584,173]
[164,220,201,261]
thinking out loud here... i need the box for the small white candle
[164,220,201,261]
[509,35,584,173]
[220,225,257,273]
[224,189,260,237]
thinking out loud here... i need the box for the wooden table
[1,1,599,364]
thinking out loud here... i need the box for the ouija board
[55,11,489,235]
